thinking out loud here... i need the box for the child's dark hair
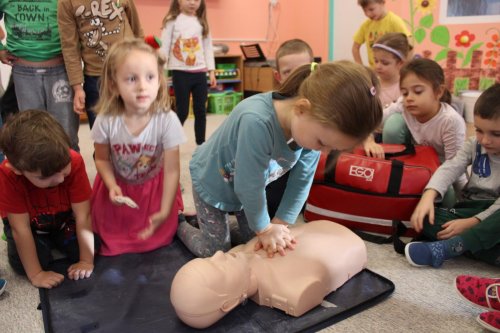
[276,61,382,139]
[358,0,384,8]
[0,110,71,177]
[399,58,452,104]
[162,0,209,37]
[275,39,314,72]
[373,32,413,62]
[474,83,500,120]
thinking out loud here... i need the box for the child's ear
[5,162,22,175]
[273,70,282,85]
[436,84,446,100]
[294,98,312,115]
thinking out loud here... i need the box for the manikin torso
[171,221,367,328]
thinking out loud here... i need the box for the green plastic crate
[208,92,243,114]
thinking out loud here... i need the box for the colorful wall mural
[387,0,499,93]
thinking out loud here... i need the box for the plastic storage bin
[208,91,243,114]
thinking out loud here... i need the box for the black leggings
[172,70,208,145]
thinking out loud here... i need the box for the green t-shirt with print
[0,0,62,61]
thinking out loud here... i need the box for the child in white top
[91,39,186,256]
[372,32,412,108]
[160,0,216,145]
[364,58,466,166]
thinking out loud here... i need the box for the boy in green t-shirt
[0,1,79,151]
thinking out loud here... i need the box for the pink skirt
[91,171,183,256]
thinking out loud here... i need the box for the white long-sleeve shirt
[160,13,215,72]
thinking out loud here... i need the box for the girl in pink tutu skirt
[91,39,186,256]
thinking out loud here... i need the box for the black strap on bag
[353,220,416,254]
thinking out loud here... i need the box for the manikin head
[170,251,256,329]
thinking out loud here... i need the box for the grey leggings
[177,188,255,257]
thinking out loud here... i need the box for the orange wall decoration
[135,0,330,61]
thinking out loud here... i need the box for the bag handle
[384,144,416,159]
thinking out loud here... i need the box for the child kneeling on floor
[0,110,99,288]
[406,83,500,268]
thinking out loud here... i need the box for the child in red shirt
[0,110,98,289]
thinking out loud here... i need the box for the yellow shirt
[353,11,410,67]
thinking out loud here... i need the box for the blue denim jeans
[12,63,80,151]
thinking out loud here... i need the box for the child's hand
[109,185,123,204]
[363,140,385,159]
[73,89,86,115]
[137,211,167,240]
[0,50,17,65]
[254,224,296,258]
[209,71,217,88]
[30,270,64,289]
[437,217,480,240]
[410,190,438,232]
[68,261,94,281]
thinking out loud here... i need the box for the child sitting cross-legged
[405,83,500,268]
[0,110,99,289]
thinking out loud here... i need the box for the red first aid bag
[304,144,440,238]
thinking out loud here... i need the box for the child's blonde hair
[95,38,170,116]
[277,61,382,139]
[275,39,314,72]
[161,0,209,37]
[373,32,412,62]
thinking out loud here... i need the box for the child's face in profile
[474,115,500,156]
[362,2,386,21]
[275,51,312,85]
[22,163,71,188]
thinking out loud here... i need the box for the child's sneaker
[0,279,7,296]
[477,311,500,333]
[456,275,500,311]
[404,241,445,268]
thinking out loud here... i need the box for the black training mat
[40,239,395,333]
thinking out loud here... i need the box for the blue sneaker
[0,279,7,296]
[405,242,445,268]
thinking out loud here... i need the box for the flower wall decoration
[406,0,484,67]
[455,30,475,48]
[484,29,499,68]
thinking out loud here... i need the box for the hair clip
[310,62,318,72]
[370,86,377,96]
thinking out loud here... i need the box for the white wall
[332,0,367,64]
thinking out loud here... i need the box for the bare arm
[94,142,122,201]
[352,42,362,65]
[8,213,64,288]
[67,200,94,280]
[138,147,180,239]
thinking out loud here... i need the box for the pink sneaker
[477,311,500,333]
[455,275,500,311]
